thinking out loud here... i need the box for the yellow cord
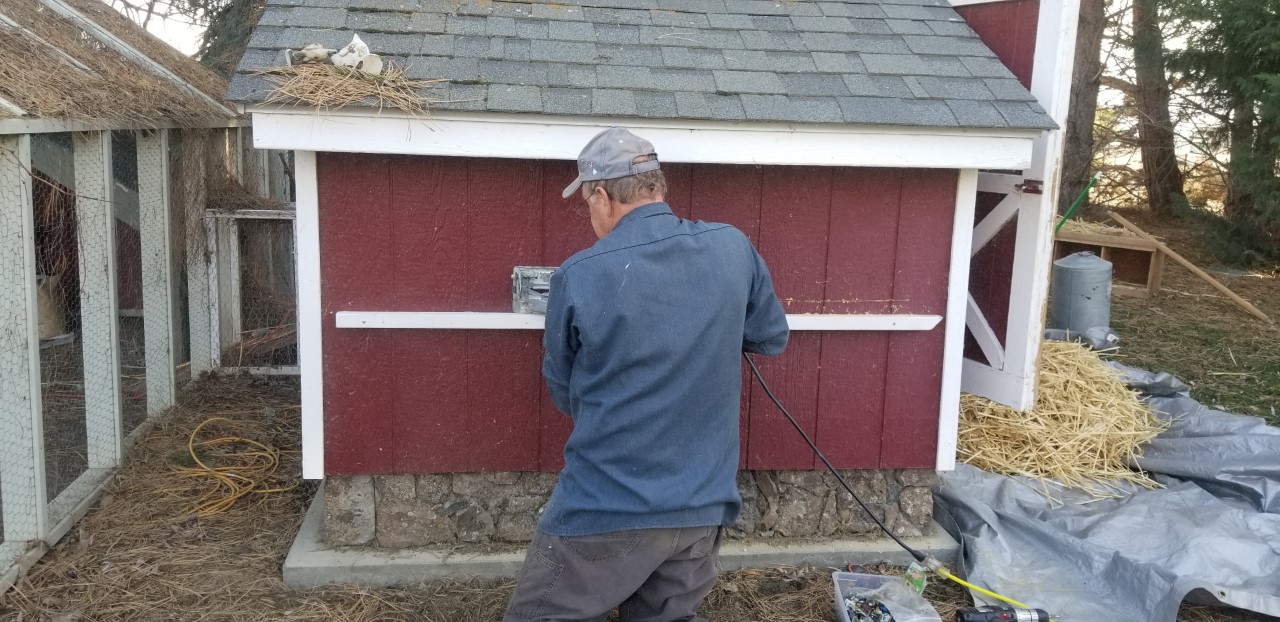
[175,417,297,517]
[933,566,1056,621]
[934,566,1034,608]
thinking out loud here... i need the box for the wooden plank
[937,168,980,470]
[294,151,324,479]
[1108,211,1272,323]
[464,158,543,470]
[182,131,214,375]
[0,133,48,543]
[815,168,901,468]
[136,130,178,414]
[971,192,1020,255]
[384,154,470,472]
[881,169,956,468]
[74,131,124,470]
[747,166,831,470]
[662,162,693,220]
[467,158,543,311]
[1054,229,1157,251]
[318,152,396,474]
[538,159,591,471]
[215,217,241,350]
[205,209,296,220]
[335,311,941,331]
[250,110,1039,171]
[388,329,469,472]
[686,163,763,469]
[1148,247,1166,294]
[542,160,596,266]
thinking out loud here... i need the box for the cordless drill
[955,605,1051,622]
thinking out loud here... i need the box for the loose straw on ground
[958,340,1167,501]
[257,63,443,115]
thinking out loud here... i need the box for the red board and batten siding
[318,153,956,475]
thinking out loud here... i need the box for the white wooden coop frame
[202,132,297,377]
[958,0,1081,411]
[0,126,223,594]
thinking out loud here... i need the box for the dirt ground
[2,212,1278,622]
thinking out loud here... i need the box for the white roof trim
[36,0,237,119]
[250,108,1040,170]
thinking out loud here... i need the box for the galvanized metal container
[1049,251,1112,333]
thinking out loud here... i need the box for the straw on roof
[61,0,229,104]
[257,63,443,116]
[0,0,233,125]
[958,340,1168,501]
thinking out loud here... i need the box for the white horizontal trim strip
[0,117,246,136]
[250,110,1037,170]
[335,311,942,332]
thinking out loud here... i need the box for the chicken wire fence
[0,127,293,588]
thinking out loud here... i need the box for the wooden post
[136,130,178,413]
[216,216,242,351]
[0,133,49,544]
[1108,211,1272,323]
[294,151,324,479]
[182,130,215,375]
[74,131,124,470]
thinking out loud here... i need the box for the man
[503,127,789,622]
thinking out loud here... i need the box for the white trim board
[0,117,246,137]
[249,109,1040,170]
[935,168,978,471]
[295,151,324,480]
[335,311,943,332]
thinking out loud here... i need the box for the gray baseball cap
[561,127,661,199]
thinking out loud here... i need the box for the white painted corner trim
[335,311,943,332]
[936,168,978,471]
[249,109,1039,170]
[295,151,324,480]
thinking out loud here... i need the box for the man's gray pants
[501,525,723,622]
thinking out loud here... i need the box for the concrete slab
[284,485,959,589]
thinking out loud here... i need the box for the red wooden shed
[228,0,1080,550]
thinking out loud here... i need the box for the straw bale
[958,340,1168,500]
[0,0,229,124]
[257,63,443,115]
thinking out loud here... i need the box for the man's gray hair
[583,155,667,203]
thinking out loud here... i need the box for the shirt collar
[615,202,674,230]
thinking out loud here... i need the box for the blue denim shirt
[540,202,789,536]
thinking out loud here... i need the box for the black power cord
[744,352,927,563]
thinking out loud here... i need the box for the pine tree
[1168,0,1280,259]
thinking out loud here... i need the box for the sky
[107,2,205,56]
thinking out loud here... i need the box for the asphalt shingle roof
[227,0,1055,130]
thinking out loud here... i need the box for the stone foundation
[323,470,935,548]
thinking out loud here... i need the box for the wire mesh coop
[1,127,294,591]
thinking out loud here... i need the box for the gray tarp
[935,364,1280,622]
